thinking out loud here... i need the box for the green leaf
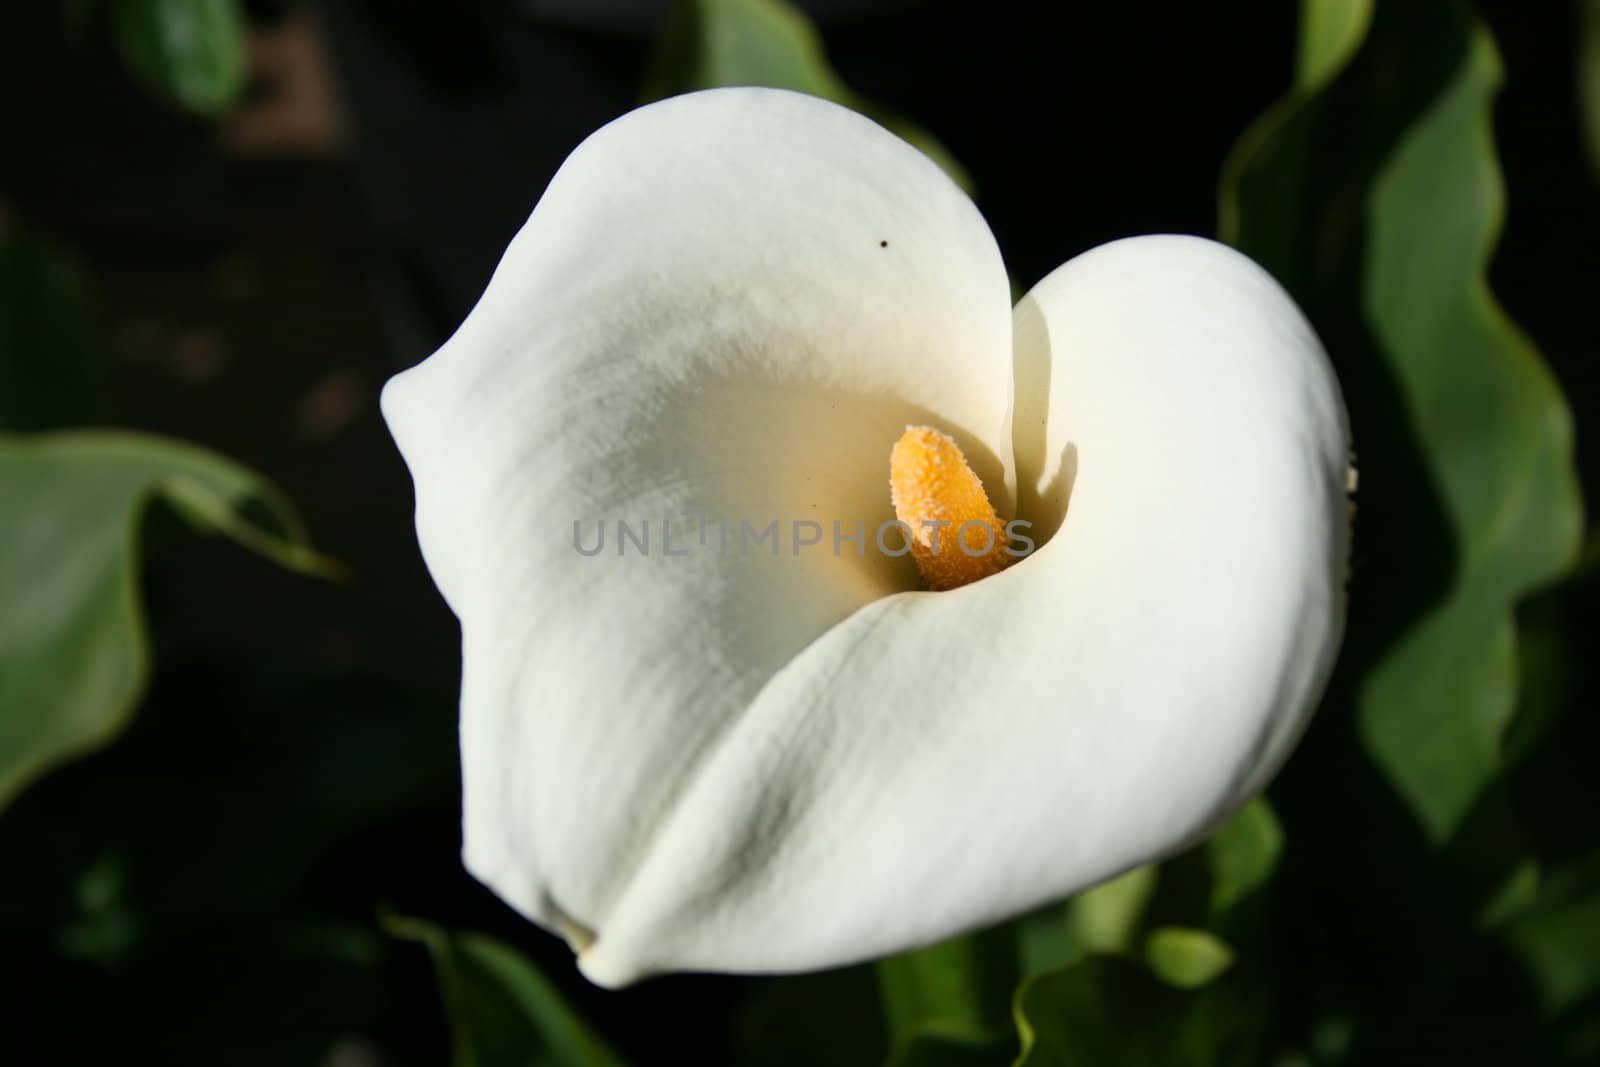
[1479,858,1541,931]
[1067,864,1157,954]
[385,915,627,1067]
[1222,0,1584,841]
[1217,0,1372,241]
[1013,955,1265,1067]
[1504,853,1600,1016]
[1296,0,1374,93]
[1204,797,1284,916]
[0,431,334,816]
[1142,927,1235,991]
[0,239,101,432]
[1504,535,1600,776]
[642,0,973,192]
[1013,902,1079,977]
[877,926,1020,1058]
[1359,23,1583,839]
[110,0,247,115]
[1492,545,1600,1017]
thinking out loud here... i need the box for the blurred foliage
[1496,538,1600,1059]
[730,965,888,1066]
[1142,928,1235,991]
[1226,0,1583,841]
[0,664,461,1062]
[1066,864,1158,955]
[1016,799,1281,1064]
[0,432,335,815]
[643,0,974,192]
[2,0,1597,1064]
[1203,797,1282,915]
[385,914,628,1067]
[107,0,248,115]
[877,926,1019,1064]
[1214,0,1593,1062]
[1014,956,1269,1067]
[1294,0,1372,94]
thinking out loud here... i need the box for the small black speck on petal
[880,240,889,248]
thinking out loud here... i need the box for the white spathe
[381,87,1349,989]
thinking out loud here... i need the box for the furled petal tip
[382,86,1349,988]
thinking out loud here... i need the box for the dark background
[1,1,1594,1062]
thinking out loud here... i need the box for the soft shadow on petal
[380,89,1013,960]
[577,236,1349,987]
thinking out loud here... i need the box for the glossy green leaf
[385,915,627,1067]
[0,431,333,816]
[110,0,246,115]
[1222,0,1583,841]
[642,0,972,191]
[0,239,101,432]
[1143,927,1235,991]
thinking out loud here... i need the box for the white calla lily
[381,87,1349,988]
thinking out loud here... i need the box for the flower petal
[573,235,1349,987]
[381,89,1014,968]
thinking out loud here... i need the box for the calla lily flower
[382,87,1350,988]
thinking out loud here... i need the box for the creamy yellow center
[889,425,1011,591]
